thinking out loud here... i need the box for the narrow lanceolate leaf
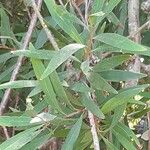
[44,0,82,43]
[0,116,32,127]
[81,94,105,119]
[113,130,136,150]
[0,8,16,45]
[87,72,118,94]
[0,65,15,82]
[101,136,118,150]
[41,44,85,80]
[101,84,149,114]
[12,50,56,60]
[117,122,140,146]
[28,86,42,97]
[62,116,83,150]
[30,44,64,113]
[91,0,105,13]
[31,59,63,113]
[0,126,42,150]
[0,80,38,89]
[93,0,122,28]
[20,130,53,150]
[0,52,15,63]
[94,45,150,57]
[108,104,126,130]
[100,70,146,82]
[113,123,140,148]
[95,33,147,51]
[71,82,93,93]
[107,12,121,27]
[49,71,72,107]
[35,29,48,49]
[93,55,130,71]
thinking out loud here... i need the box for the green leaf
[109,104,126,130]
[81,94,105,119]
[0,52,15,63]
[91,0,105,13]
[113,130,136,150]
[93,0,122,29]
[28,86,42,97]
[45,19,69,45]
[71,82,93,93]
[101,85,149,114]
[62,116,83,150]
[139,92,150,98]
[41,44,85,79]
[117,1,128,35]
[0,8,16,45]
[49,71,72,107]
[107,12,121,27]
[93,55,130,71]
[117,122,140,146]
[0,116,32,127]
[0,65,15,82]
[44,0,82,43]
[33,99,48,114]
[94,44,150,56]
[12,50,56,60]
[74,130,92,150]
[101,136,119,150]
[95,33,147,51]
[100,70,146,82]
[0,126,42,150]
[87,72,118,94]
[30,44,64,113]
[35,29,48,49]
[20,129,53,150]
[0,80,38,89]
[130,108,150,119]
[128,99,146,106]
[80,60,90,75]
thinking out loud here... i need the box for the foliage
[0,0,150,149]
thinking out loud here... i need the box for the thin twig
[71,0,86,24]
[2,127,10,139]
[65,109,85,118]
[88,111,100,150]
[88,93,100,150]
[31,0,59,51]
[58,0,64,7]
[0,45,16,51]
[75,0,84,6]
[128,20,150,38]
[84,0,89,26]
[147,101,150,150]
[0,0,43,115]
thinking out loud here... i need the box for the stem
[147,100,150,150]
[31,0,59,51]
[84,0,89,26]
[2,127,10,139]
[88,111,100,150]
[88,93,100,150]
[128,20,150,38]
[0,0,43,115]
[58,0,64,7]
[71,0,86,24]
